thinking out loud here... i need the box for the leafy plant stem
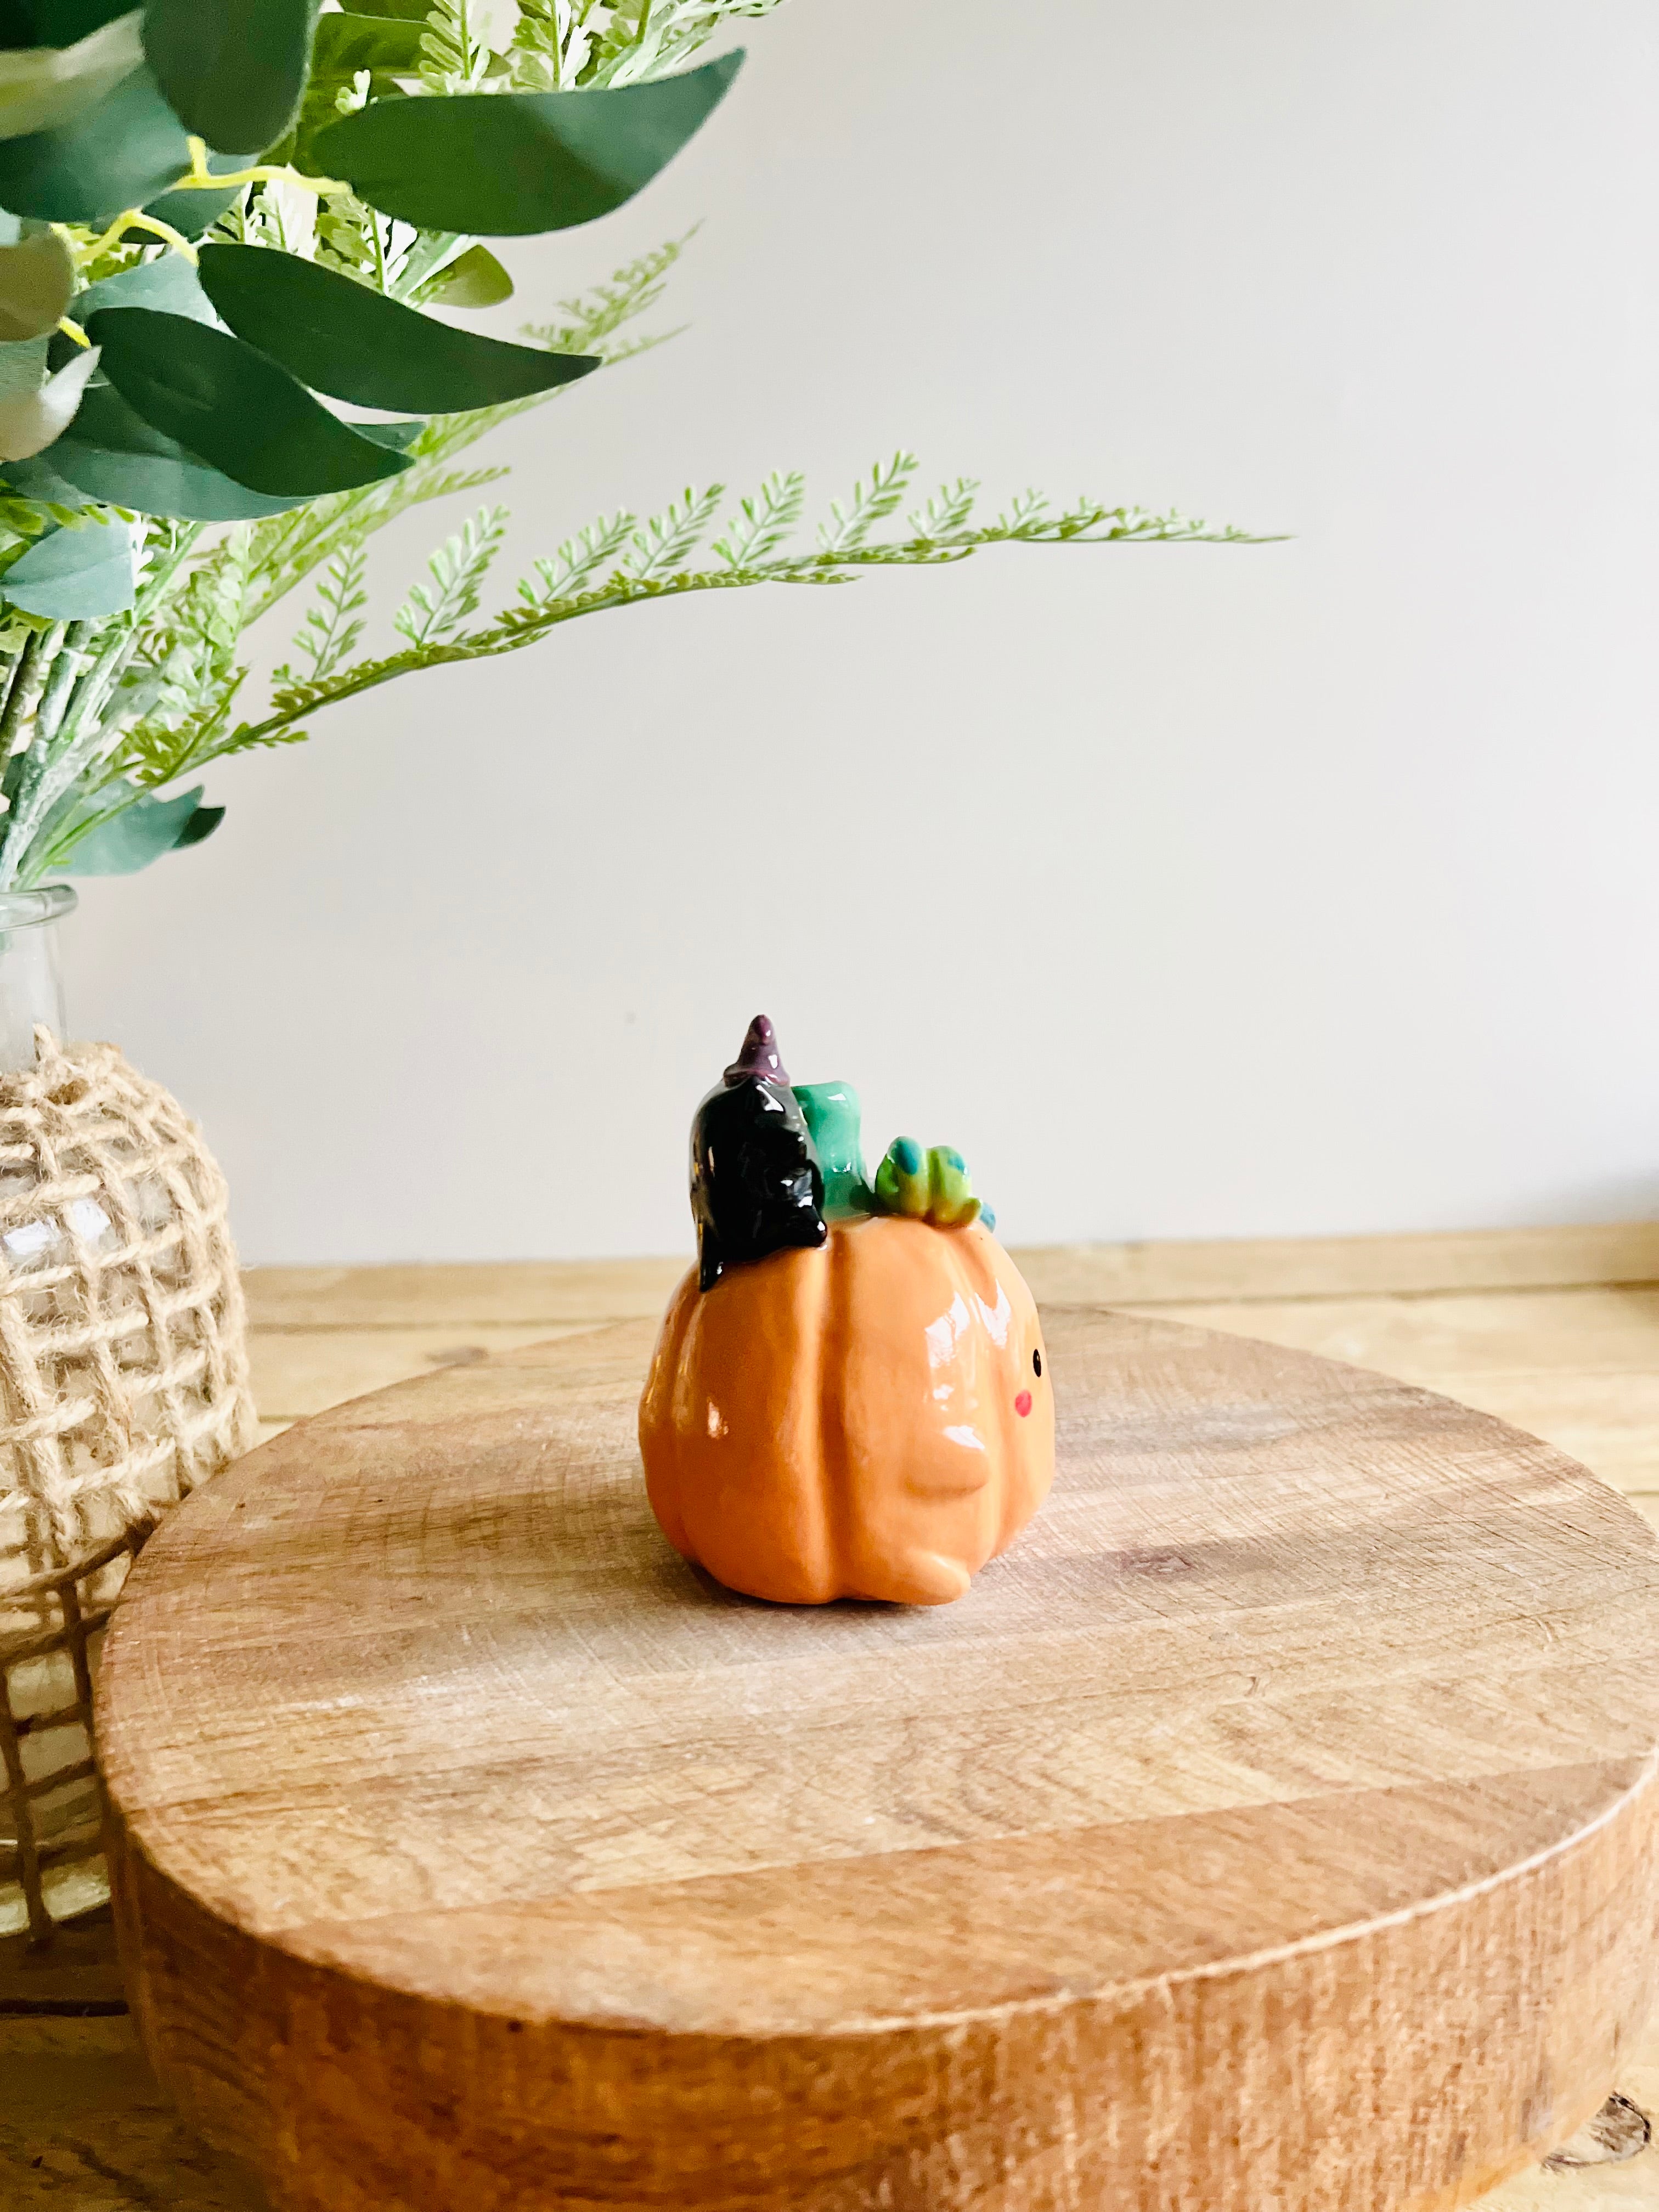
[0,643,27,749]
[30,620,94,759]
[1,529,205,887]
[5,619,91,870]
[0,629,49,764]
[4,633,143,887]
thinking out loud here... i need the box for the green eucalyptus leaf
[0,332,49,403]
[334,0,426,15]
[47,382,312,518]
[142,0,321,154]
[309,51,744,235]
[0,8,143,142]
[0,64,193,221]
[0,441,93,506]
[312,11,424,77]
[196,244,594,413]
[424,241,513,309]
[85,305,414,496]
[4,514,139,617]
[353,417,425,451]
[32,2,136,37]
[174,803,224,849]
[0,229,74,343]
[78,250,216,323]
[0,340,97,459]
[59,781,223,876]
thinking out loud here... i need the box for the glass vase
[0,905,256,1944]
[0,883,72,1075]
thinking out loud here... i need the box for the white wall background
[60,0,1659,1264]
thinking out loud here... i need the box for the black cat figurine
[690,1016,826,1289]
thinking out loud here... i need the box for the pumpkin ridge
[639,1266,697,1560]
[819,1223,859,1599]
[790,1243,837,1601]
[957,1226,1017,1556]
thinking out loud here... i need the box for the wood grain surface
[95,1304,1659,2212]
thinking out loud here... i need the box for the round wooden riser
[97,1310,1659,2212]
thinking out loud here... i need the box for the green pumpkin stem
[792,1081,875,1218]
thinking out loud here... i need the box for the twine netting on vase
[0,1030,255,1942]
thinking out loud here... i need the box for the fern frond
[510,0,561,87]
[394,505,510,647]
[994,489,1049,534]
[714,471,804,568]
[520,230,696,359]
[519,511,636,607]
[407,464,513,508]
[117,670,249,790]
[817,452,917,554]
[909,478,979,538]
[193,481,1271,770]
[274,540,369,689]
[312,189,383,290]
[420,0,492,91]
[623,485,724,582]
[103,466,1269,824]
[590,0,789,87]
[510,0,595,87]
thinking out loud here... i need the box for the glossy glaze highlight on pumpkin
[639,1215,1053,1606]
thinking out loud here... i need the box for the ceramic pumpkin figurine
[639,1017,1054,1605]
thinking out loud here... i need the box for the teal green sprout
[792,1080,873,1218]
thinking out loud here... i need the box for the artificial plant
[0,0,1256,889]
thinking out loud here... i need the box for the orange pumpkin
[639,1213,1053,1605]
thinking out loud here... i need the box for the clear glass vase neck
[0,884,74,1073]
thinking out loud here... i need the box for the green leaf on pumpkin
[3,514,140,617]
[309,50,743,235]
[196,244,593,413]
[142,0,321,155]
[84,306,414,496]
[873,1139,983,1229]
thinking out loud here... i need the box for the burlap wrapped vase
[0,1031,254,1942]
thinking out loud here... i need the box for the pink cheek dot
[1014,1390,1033,1418]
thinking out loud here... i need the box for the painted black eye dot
[1032,1347,1042,1378]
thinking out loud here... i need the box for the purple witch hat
[724,1014,790,1088]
